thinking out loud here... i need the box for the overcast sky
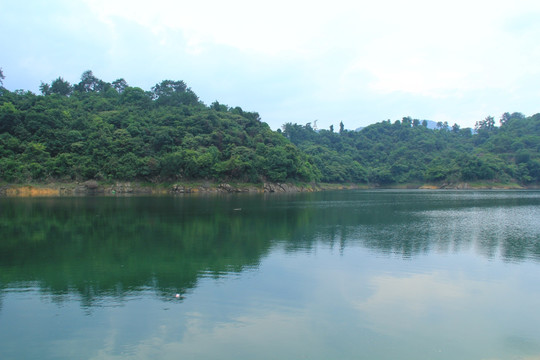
[1,0,539,130]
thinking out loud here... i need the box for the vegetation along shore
[1,70,539,194]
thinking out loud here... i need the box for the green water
[1,190,540,359]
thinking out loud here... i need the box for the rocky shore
[0,181,346,197]
[0,180,529,197]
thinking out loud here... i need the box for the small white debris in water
[175,294,180,298]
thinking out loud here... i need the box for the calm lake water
[1,190,540,360]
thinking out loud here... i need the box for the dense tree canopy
[0,71,318,183]
[282,113,540,185]
[0,70,539,186]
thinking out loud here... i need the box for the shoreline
[0,181,360,197]
[0,180,534,197]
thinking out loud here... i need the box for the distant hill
[282,113,540,185]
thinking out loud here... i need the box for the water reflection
[0,196,274,305]
[1,191,540,302]
[1,191,540,359]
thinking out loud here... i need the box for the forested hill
[0,71,318,184]
[0,71,539,186]
[281,114,540,185]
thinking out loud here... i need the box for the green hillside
[0,71,318,184]
[282,113,540,186]
[1,71,539,187]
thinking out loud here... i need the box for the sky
[1,0,540,130]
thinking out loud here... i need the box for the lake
[1,190,540,359]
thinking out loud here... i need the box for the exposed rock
[217,183,257,193]
[73,180,103,194]
[279,183,300,192]
[263,183,304,192]
[83,180,99,189]
[263,183,278,192]
[457,183,470,189]
[219,183,235,193]
[171,184,190,193]
[108,182,134,194]
[74,185,88,194]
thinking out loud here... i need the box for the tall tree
[39,82,51,95]
[151,80,199,106]
[50,77,72,96]
[74,70,108,93]
[475,116,495,132]
[0,67,4,87]
[210,101,228,112]
[151,80,187,99]
[112,78,128,94]
[500,112,511,126]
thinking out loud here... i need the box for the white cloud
[2,0,540,128]
[351,272,500,337]
[328,1,540,99]
[83,0,334,57]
